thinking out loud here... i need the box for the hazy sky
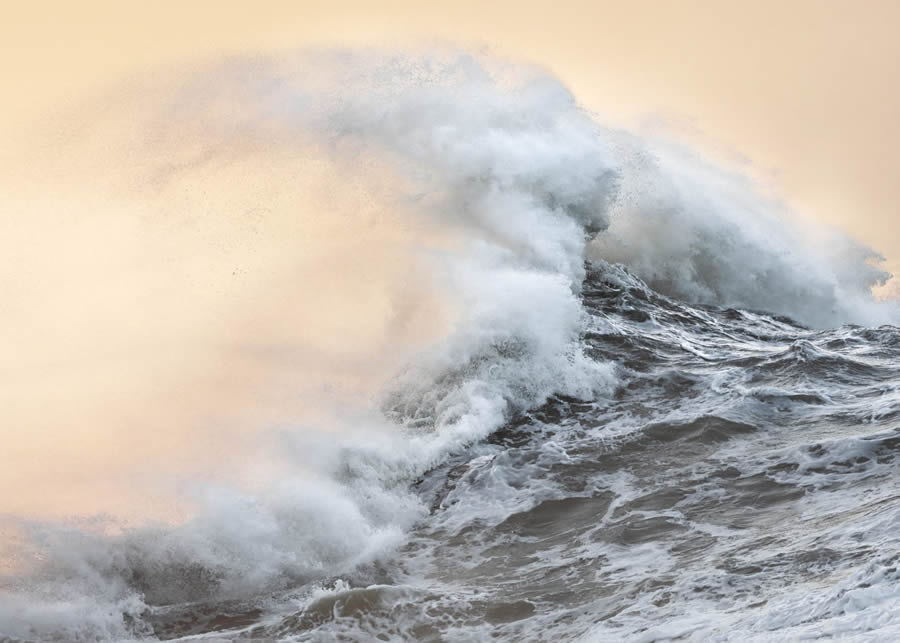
[3,0,899,275]
[3,0,899,519]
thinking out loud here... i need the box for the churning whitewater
[2,50,899,642]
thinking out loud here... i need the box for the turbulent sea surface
[151,266,900,642]
[3,50,900,641]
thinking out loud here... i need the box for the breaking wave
[1,49,897,642]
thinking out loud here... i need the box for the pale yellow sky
[3,0,900,520]
[3,0,899,273]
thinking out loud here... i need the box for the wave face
[2,50,900,642]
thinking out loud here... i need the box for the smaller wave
[591,136,898,329]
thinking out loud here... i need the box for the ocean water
[2,50,899,642]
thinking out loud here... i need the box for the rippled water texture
[138,265,900,642]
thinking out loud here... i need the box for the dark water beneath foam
[63,266,900,642]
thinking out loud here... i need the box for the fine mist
[1,48,896,640]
